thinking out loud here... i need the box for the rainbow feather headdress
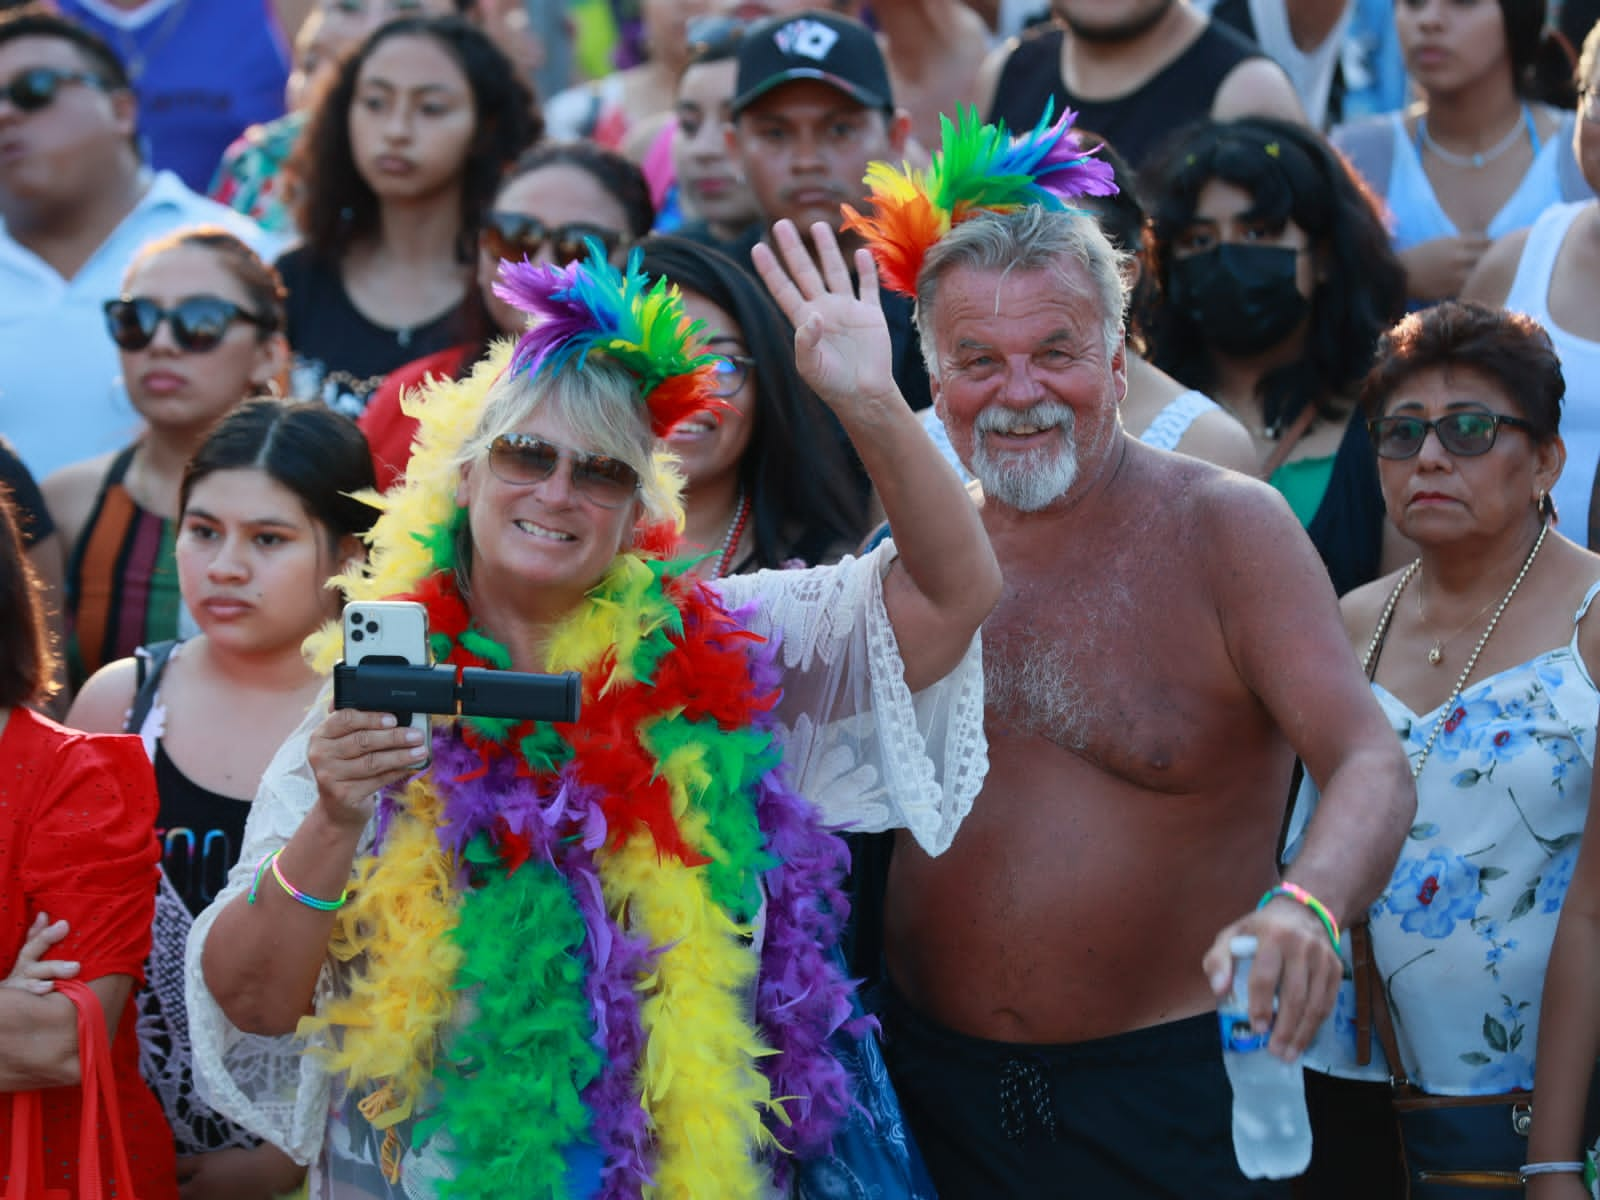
[842,102,1119,298]
[494,240,718,436]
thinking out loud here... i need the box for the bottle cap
[1230,934,1259,959]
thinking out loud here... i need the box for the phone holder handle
[333,662,581,724]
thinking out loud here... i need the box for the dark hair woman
[639,234,868,572]
[278,14,541,418]
[360,141,656,489]
[41,227,290,695]
[1331,0,1587,307]
[0,489,176,1199]
[1143,115,1409,594]
[67,400,377,1198]
[1289,302,1600,1198]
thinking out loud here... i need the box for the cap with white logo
[730,11,893,118]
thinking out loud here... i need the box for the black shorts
[880,981,1294,1199]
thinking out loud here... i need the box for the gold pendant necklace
[1364,521,1549,779]
[1415,574,1500,668]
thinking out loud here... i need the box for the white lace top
[183,541,986,1178]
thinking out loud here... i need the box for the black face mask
[1167,243,1310,358]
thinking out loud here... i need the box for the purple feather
[493,258,592,378]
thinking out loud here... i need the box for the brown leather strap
[1258,402,1321,481]
[1351,920,1374,1069]
[1354,921,1415,1089]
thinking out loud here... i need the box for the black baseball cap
[730,11,893,119]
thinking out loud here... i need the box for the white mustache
[975,401,1075,435]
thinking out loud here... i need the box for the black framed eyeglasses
[486,434,641,508]
[103,295,274,353]
[1,67,108,114]
[1367,411,1537,460]
[706,353,755,398]
[482,212,625,269]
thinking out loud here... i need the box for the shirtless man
[880,203,1415,1195]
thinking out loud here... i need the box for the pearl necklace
[1419,104,1528,170]
[1363,520,1549,779]
[714,488,751,578]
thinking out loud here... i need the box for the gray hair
[453,347,685,527]
[914,206,1131,380]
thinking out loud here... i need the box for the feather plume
[495,241,718,435]
[843,102,1118,298]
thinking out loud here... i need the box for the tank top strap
[1571,578,1600,646]
[1524,103,1540,155]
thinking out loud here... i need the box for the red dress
[0,707,177,1199]
[358,343,475,491]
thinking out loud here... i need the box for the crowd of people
[5,0,1600,1197]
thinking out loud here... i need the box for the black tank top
[988,21,1262,169]
[154,742,252,918]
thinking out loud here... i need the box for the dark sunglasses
[483,213,625,268]
[486,434,641,508]
[1,67,108,113]
[104,295,274,353]
[1367,411,1537,460]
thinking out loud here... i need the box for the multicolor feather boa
[299,551,863,1199]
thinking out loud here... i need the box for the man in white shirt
[0,7,280,478]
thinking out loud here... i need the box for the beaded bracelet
[246,848,349,912]
[1257,882,1341,954]
[1520,1162,1585,1181]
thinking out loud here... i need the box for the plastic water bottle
[1219,934,1312,1179]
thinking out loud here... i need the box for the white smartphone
[341,600,432,766]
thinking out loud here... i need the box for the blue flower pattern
[1294,594,1600,1095]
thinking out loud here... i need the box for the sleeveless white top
[1386,110,1573,253]
[1503,201,1600,546]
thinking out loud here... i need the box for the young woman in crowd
[42,228,289,692]
[360,141,656,489]
[0,490,176,1200]
[1143,116,1409,594]
[639,235,867,573]
[67,400,378,1199]
[277,14,539,417]
[1291,302,1600,1196]
[1464,18,1600,547]
[1332,0,1588,306]
[669,24,760,248]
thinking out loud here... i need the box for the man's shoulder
[132,171,288,259]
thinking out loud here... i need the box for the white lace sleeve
[183,692,362,1166]
[711,539,986,856]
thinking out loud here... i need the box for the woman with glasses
[276,15,539,419]
[1289,301,1600,1197]
[65,400,377,1200]
[639,235,866,575]
[185,223,997,1198]
[40,228,289,694]
[1464,19,1600,548]
[1330,0,1587,308]
[360,141,656,490]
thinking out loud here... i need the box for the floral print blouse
[1292,580,1600,1095]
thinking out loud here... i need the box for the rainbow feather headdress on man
[494,239,719,436]
[842,102,1119,298]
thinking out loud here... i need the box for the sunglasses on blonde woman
[486,435,641,507]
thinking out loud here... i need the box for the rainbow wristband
[1257,882,1341,954]
[247,848,349,912]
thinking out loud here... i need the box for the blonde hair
[453,343,685,529]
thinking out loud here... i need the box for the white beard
[969,400,1078,512]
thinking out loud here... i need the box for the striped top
[66,445,184,688]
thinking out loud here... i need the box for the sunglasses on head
[1367,411,1537,460]
[486,434,641,508]
[103,295,274,353]
[483,213,625,268]
[1,67,108,113]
